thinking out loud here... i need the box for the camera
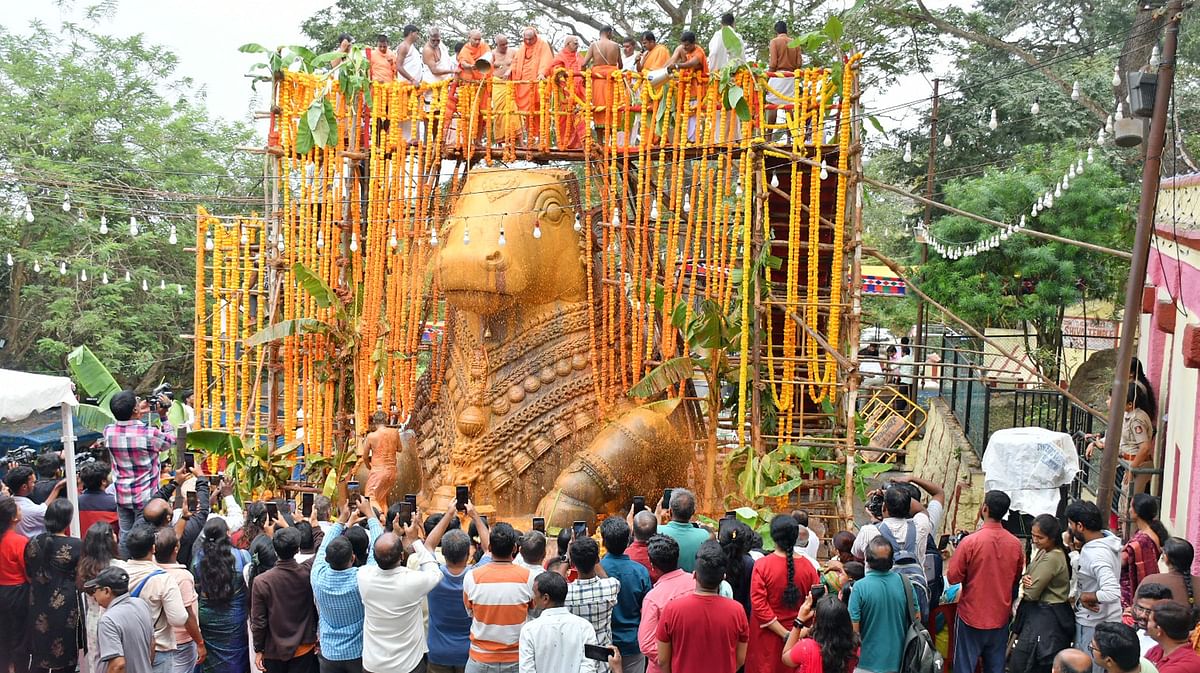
[149,383,174,411]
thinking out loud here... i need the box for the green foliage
[0,19,256,386]
[187,430,298,502]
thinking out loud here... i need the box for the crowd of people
[1,387,1199,673]
[327,16,805,147]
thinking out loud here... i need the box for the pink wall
[1146,244,1200,574]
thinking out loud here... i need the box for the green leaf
[628,356,696,398]
[186,430,244,456]
[867,115,887,137]
[293,262,342,312]
[311,113,330,148]
[720,26,744,57]
[733,506,759,520]
[733,95,751,122]
[670,300,689,328]
[295,119,314,155]
[824,15,844,42]
[75,403,116,433]
[167,400,188,427]
[245,318,327,347]
[67,345,122,410]
[856,462,893,478]
[763,477,806,498]
[238,43,270,55]
[306,101,325,131]
[323,99,339,147]
[312,50,345,67]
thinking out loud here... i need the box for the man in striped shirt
[463,522,536,673]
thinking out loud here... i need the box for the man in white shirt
[3,466,64,537]
[706,13,744,70]
[358,517,441,673]
[521,571,620,673]
[851,475,945,562]
[516,531,547,574]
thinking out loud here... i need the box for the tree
[0,17,257,387]
[917,148,1134,378]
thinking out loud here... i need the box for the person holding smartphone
[103,389,176,556]
[781,593,860,672]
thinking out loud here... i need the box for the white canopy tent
[0,369,81,536]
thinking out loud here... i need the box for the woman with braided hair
[1121,493,1169,607]
[1139,538,1198,615]
[746,515,820,673]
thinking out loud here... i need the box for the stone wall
[905,397,986,534]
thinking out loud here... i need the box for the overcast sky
[3,0,959,137]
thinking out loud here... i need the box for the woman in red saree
[1121,493,1169,608]
[543,35,586,150]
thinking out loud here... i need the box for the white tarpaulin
[982,426,1080,517]
[0,369,81,535]
[0,369,79,422]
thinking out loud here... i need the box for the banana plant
[187,430,300,502]
[66,345,187,433]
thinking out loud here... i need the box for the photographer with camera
[104,389,176,557]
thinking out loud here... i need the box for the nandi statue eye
[534,189,570,227]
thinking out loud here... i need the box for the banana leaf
[246,318,326,346]
[628,357,696,398]
[293,262,342,314]
[67,345,122,410]
[185,430,244,456]
[75,403,116,433]
[167,400,188,427]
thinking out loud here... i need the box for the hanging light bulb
[989,108,998,131]
[62,193,71,212]
[142,278,148,291]
[1150,44,1161,68]
[59,261,67,275]
[160,279,166,290]
[102,271,109,284]
[462,227,470,246]
[1104,114,1114,134]
[430,227,439,246]
[497,227,507,246]
[1030,99,1040,115]
[80,269,88,282]
[168,225,178,245]
[532,223,542,239]
[1031,203,1039,218]
[1076,158,1085,173]
[902,141,913,163]
[125,270,131,282]
[1097,127,1107,144]
[1112,64,1121,88]
[388,230,398,249]
[99,214,109,234]
[24,204,34,223]
[943,132,952,148]
[5,253,11,267]
[240,231,249,245]
[1071,80,1081,101]
[349,233,358,252]
[129,216,139,236]
[1063,174,1070,189]
[1087,148,1095,163]
[1054,184,1062,198]
[177,284,183,296]
[770,172,780,188]
[1114,103,1125,120]
[277,235,285,253]
[33,260,41,273]
[204,234,214,251]
[819,161,829,180]
[315,232,324,249]
[1019,215,1026,228]
[1068,163,1077,179]
[573,216,583,232]
[1045,192,1054,208]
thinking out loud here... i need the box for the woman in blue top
[194,518,251,673]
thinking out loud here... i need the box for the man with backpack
[850,536,922,673]
[946,490,1024,673]
[853,482,942,616]
[122,524,189,673]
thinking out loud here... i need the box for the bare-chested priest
[361,412,399,509]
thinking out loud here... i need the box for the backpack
[898,575,944,673]
[877,521,931,617]
[923,533,944,610]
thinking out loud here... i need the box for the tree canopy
[0,17,258,387]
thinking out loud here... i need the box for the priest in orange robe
[544,35,586,150]
[456,30,491,146]
[664,31,710,143]
[509,27,555,143]
[638,31,672,144]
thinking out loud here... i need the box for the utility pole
[1096,0,1183,516]
[913,79,939,379]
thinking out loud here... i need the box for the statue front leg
[536,403,691,530]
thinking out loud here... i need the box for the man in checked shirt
[104,390,176,557]
[565,536,622,651]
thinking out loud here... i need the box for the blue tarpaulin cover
[0,409,101,455]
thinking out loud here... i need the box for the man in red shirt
[626,510,660,583]
[655,540,748,673]
[1146,601,1200,673]
[946,490,1024,673]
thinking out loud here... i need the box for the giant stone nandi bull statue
[402,168,696,528]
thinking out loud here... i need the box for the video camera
[865,480,924,520]
[146,382,175,412]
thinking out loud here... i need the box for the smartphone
[301,492,314,518]
[632,496,646,512]
[811,583,827,601]
[572,520,587,538]
[937,533,951,551]
[583,644,614,662]
[718,516,735,538]
[347,481,360,506]
[266,502,279,519]
[532,517,546,533]
[398,501,414,527]
[455,485,469,511]
[182,452,196,469]
[185,491,198,512]
[404,493,418,507]
[480,515,489,528]
[662,488,673,509]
